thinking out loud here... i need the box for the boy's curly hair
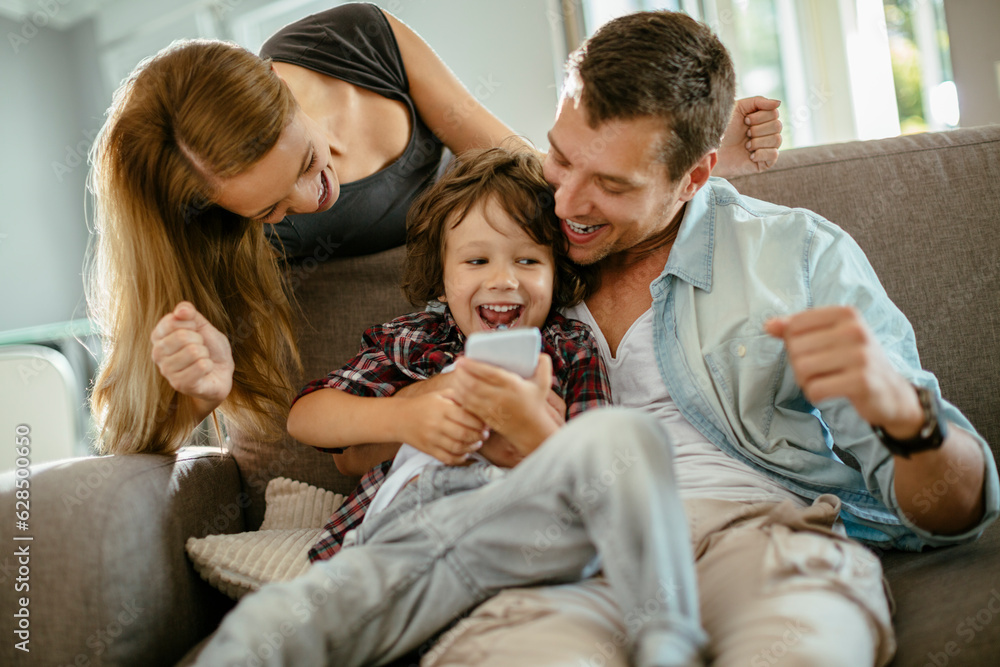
[402,145,597,310]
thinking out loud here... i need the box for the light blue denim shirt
[651,177,999,551]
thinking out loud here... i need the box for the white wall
[0,16,104,331]
[367,0,564,148]
[944,0,1000,127]
[88,0,563,146]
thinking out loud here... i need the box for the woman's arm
[716,96,783,178]
[151,301,234,422]
[382,9,526,154]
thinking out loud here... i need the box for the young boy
[286,145,611,558]
[194,147,704,667]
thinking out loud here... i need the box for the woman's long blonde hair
[87,39,302,455]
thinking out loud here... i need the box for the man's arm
[765,306,987,534]
[331,442,403,477]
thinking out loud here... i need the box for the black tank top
[260,2,445,259]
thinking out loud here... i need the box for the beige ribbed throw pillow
[186,477,345,600]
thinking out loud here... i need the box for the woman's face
[213,109,339,224]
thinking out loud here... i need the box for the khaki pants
[422,495,896,667]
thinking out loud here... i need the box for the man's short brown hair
[402,146,596,310]
[566,11,736,181]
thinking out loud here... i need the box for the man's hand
[766,306,989,535]
[451,354,558,457]
[544,388,567,428]
[716,97,782,178]
[478,386,566,468]
[151,301,234,417]
[394,391,487,466]
[764,306,923,437]
[477,431,525,468]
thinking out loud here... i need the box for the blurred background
[1,0,998,463]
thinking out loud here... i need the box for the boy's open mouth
[478,304,523,329]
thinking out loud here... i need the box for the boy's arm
[287,389,400,449]
[287,316,487,470]
[288,387,487,467]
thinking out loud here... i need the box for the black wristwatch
[872,385,949,458]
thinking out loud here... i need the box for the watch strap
[872,385,948,458]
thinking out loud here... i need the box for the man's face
[542,98,686,265]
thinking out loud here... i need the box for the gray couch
[3,126,999,666]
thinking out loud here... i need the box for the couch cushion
[185,477,345,599]
[730,126,1000,460]
[879,518,1000,665]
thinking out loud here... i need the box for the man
[423,11,999,667]
[192,12,998,667]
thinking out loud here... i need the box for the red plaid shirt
[301,310,611,562]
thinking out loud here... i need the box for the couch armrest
[1,448,243,667]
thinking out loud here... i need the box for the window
[577,0,955,147]
[883,0,958,132]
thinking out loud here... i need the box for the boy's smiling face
[440,197,555,337]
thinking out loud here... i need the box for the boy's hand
[395,391,488,466]
[451,354,558,456]
[151,301,234,413]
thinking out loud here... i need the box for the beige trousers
[421,495,896,667]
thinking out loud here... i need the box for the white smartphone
[464,327,542,378]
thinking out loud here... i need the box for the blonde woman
[87,3,782,455]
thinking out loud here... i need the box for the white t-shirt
[563,303,807,507]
